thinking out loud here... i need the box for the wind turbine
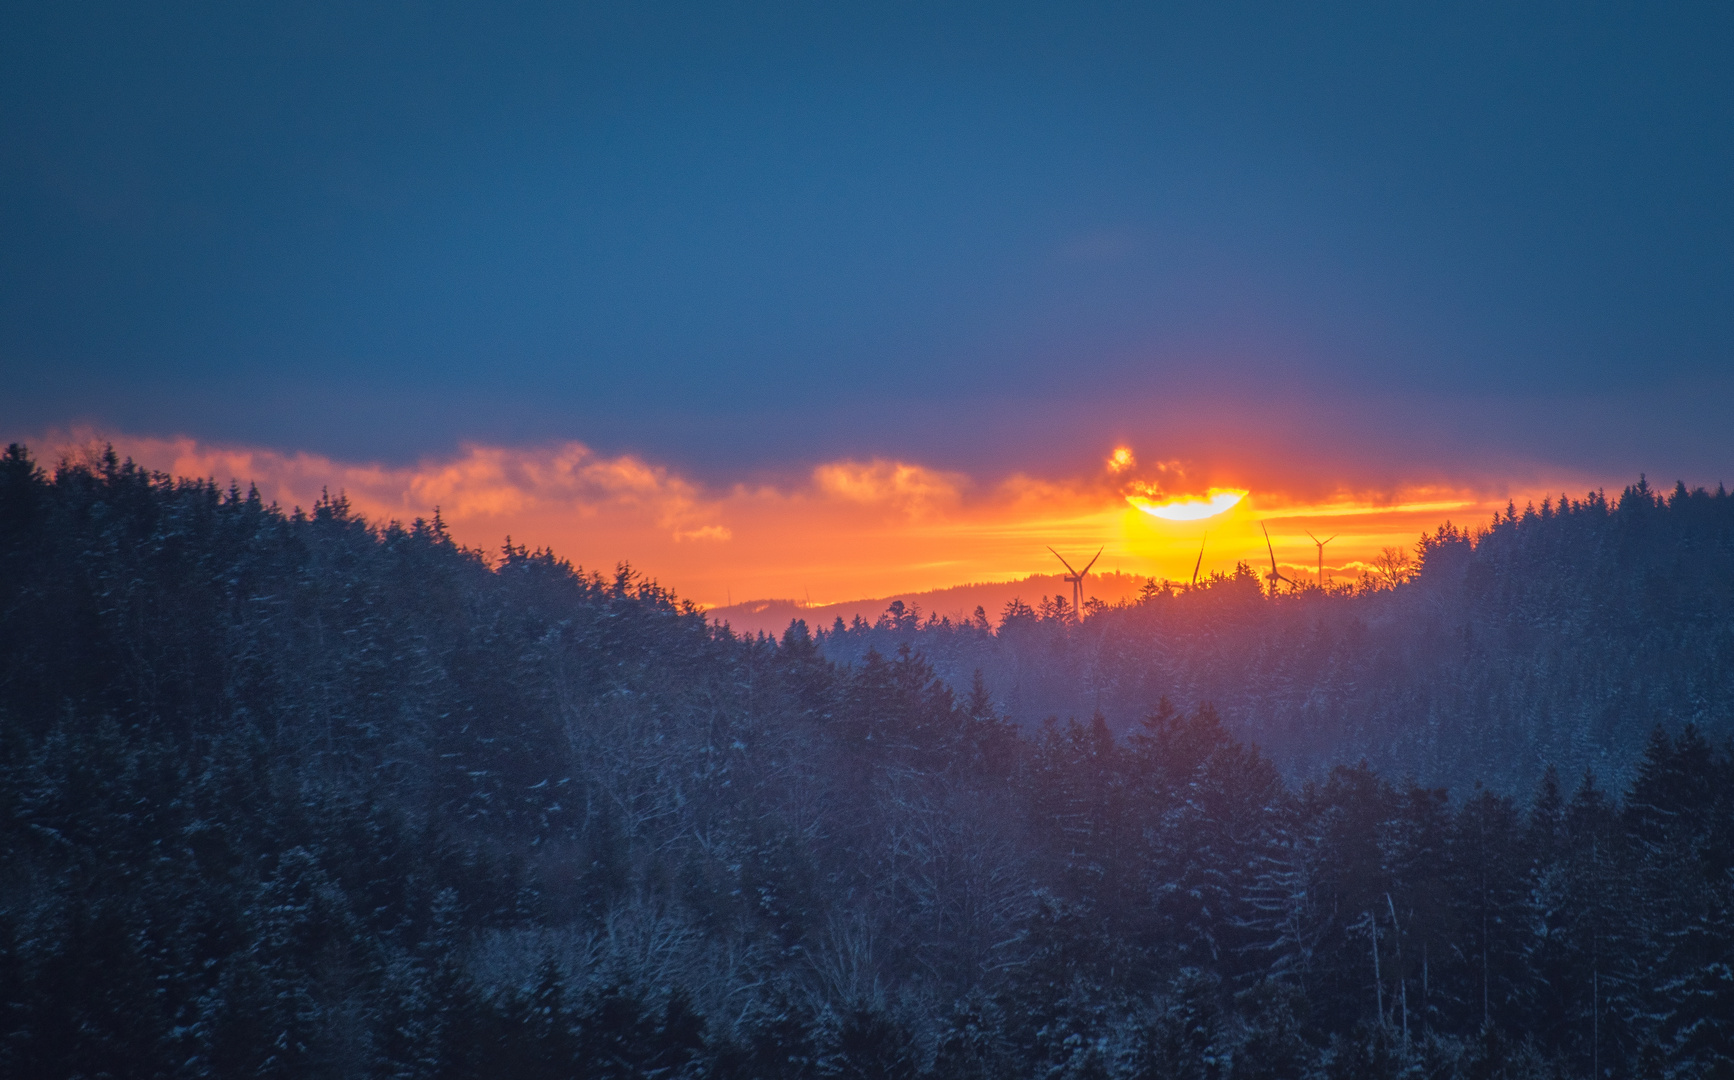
[1304,530,1338,587]
[1191,533,1208,587]
[1260,523,1296,592]
[1047,546,1103,621]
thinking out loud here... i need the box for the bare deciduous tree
[1370,546,1415,589]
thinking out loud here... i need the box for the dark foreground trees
[2,445,1731,1078]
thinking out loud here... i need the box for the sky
[5,3,1732,607]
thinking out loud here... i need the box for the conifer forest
[3,443,1732,1079]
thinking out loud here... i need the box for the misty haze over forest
[814,477,1734,796]
[3,446,1731,1078]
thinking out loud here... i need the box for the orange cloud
[812,459,965,512]
[673,525,733,543]
[34,429,1581,609]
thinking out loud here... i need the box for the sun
[1126,488,1248,521]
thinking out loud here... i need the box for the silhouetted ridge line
[817,478,1734,794]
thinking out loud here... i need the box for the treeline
[2,445,1731,1078]
[818,479,1734,794]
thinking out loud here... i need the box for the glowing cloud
[30,429,1562,611]
[673,525,733,542]
[1127,488,1248,521]
[812,459,964,512]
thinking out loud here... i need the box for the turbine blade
[1080,546,1103,576]
[1192,534,1206,585]
[1047,546,1079,577]
[1262,522,1278,571]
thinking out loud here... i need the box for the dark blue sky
[4,2,1731,486]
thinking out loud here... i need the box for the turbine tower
[1047,545,1103,622]
[1304,530,1338,587]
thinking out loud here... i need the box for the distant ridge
[706,570,1150,637]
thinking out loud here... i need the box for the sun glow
[42,429,1559,617]
[1126,488,1248,521]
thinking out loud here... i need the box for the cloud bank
[33,429,1595,609]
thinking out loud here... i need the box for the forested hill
[3,445,1732,1078]
[819,478,1734,794]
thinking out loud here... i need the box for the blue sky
[4,1,1731,490]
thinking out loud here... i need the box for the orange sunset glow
[44,429,1574,613]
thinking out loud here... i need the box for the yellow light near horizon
[1126,488,1249,521]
